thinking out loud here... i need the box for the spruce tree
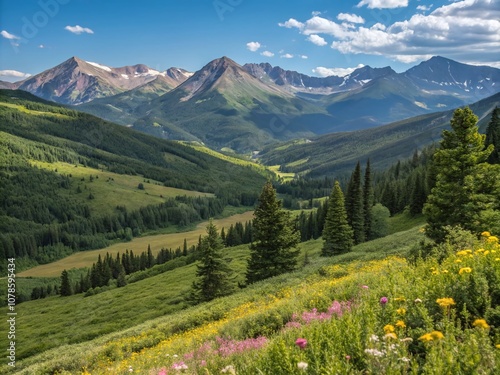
[346,162,365,244]
[60,269,73,296]
[423,107,497,242]
[246,181,300,284]
[322,181,354,256]
[190,220,234,302]
[363,159,373,240]
[485,106,500,164]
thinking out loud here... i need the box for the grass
[268,165,295,182]
[0,102,71,119]
[30,160,213,215]
[18,211,255,278]
[4,224,425,373]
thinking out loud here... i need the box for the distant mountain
[242,63,394,94]
[0,80,16,89]
[259,92,500,177]
[132,56,330,151]
[14,57,190,105]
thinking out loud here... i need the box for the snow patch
[121,74,129,80]
[87,61,112,72]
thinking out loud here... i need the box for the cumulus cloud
[261,50,274,57]
[246,41,261,52]
[416,4,433,12]
[337,13,365,24]
[307,34,327,46]
[312,64,365,77]
[300,55,308,59]
[1,30,20,40]
[0,70,32,79]
[357,0,408,9]
[280,53,294,59]
[64,25,94,34]
[279,0,500,64]
[278,18,304,29]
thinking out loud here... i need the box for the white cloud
[280,53,294,58]
[312,11,322,16]
[0,70,32,79]
[1,30,20,40]
[416,4,433,12]
[300,55,308,59]
[280,0,500,65]
[307,34,327,46]
[278,18,304,29]
[357,0,408,9]
[64,25,94,35]
[38,44,45,49]
[337,13,365,24]
[261,50,274,57]
[246,41,261,52]
[312,64,365,77]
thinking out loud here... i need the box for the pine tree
[246,181,300,284]
[322,181,354,256]
[60,269,73,296]
[363,159,373,240]
[485,106,500,164]
[424,107,497,242]
[346,162,365,244]
[190,220,234,302]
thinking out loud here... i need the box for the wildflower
[400,337,413,343]
[396,320,406,329]
[297,362,308,371]
[459,267,472,275]
[345,355,351,360]
[414,298,422,304]
[496,344,500,349]
[397,308,407,315]
[128,366,133,373]
[419,333,433,342]
[369,334,379,342]
[419,331,444,342]
[400,357,411,363]
[361,285,369,289]
[365,348,384,357]
[221,365,236,374]
[295,338,308,349]
[380,296,388,305]
[394,297,406,302]
[200,360,207,367]
[384,324,395,333]
[454,259,462,263]
[432,270,439,275]
[436,297,455,308]
[481,231,491,237]
[488,236,499,243]
[430,331,444,340]
[172,361,188,371]
[158,369,167,375]
[384,333,398,340]
[473,319,490,329]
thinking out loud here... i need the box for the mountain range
[4,55,500,152]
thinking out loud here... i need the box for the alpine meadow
[1,0,500,374]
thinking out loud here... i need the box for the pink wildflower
[380,296,388,305]
[361,285,369,289]
[172,361,188,371]
[295,338,308,349]
[158,368,167,375]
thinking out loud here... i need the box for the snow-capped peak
[86,61,112,72]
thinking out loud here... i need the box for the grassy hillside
[0,90,268,272]
[5,226,500,374]
[1,223,425,373]
[259,92,500,177]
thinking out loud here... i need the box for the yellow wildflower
[419,333,433,342]
[432,270,440,275]
[496,344,500,349]
[481,231,491,237]
[436,298,455,308]
[394,297,406,302]
[395,320,406,329]
[397,308,407,315]
[473,319,490,329]
[384,333,397,340]
[488,236,499,243]
[430,331,444,340]
[459,267,472,275]
[456,249,472,256]
[455,259,462,263]
[384,324,395,333]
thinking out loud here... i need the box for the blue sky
[0,0,499,82]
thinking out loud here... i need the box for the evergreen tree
[363,159,373,240]
[485,106,500,164]
[60,269,73,296]
[346,162,365,244]
[190,220,234,302]
[322,181,354,256]
[409,170,426,216]
[424,107,498,242]
[246,181,300,284]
